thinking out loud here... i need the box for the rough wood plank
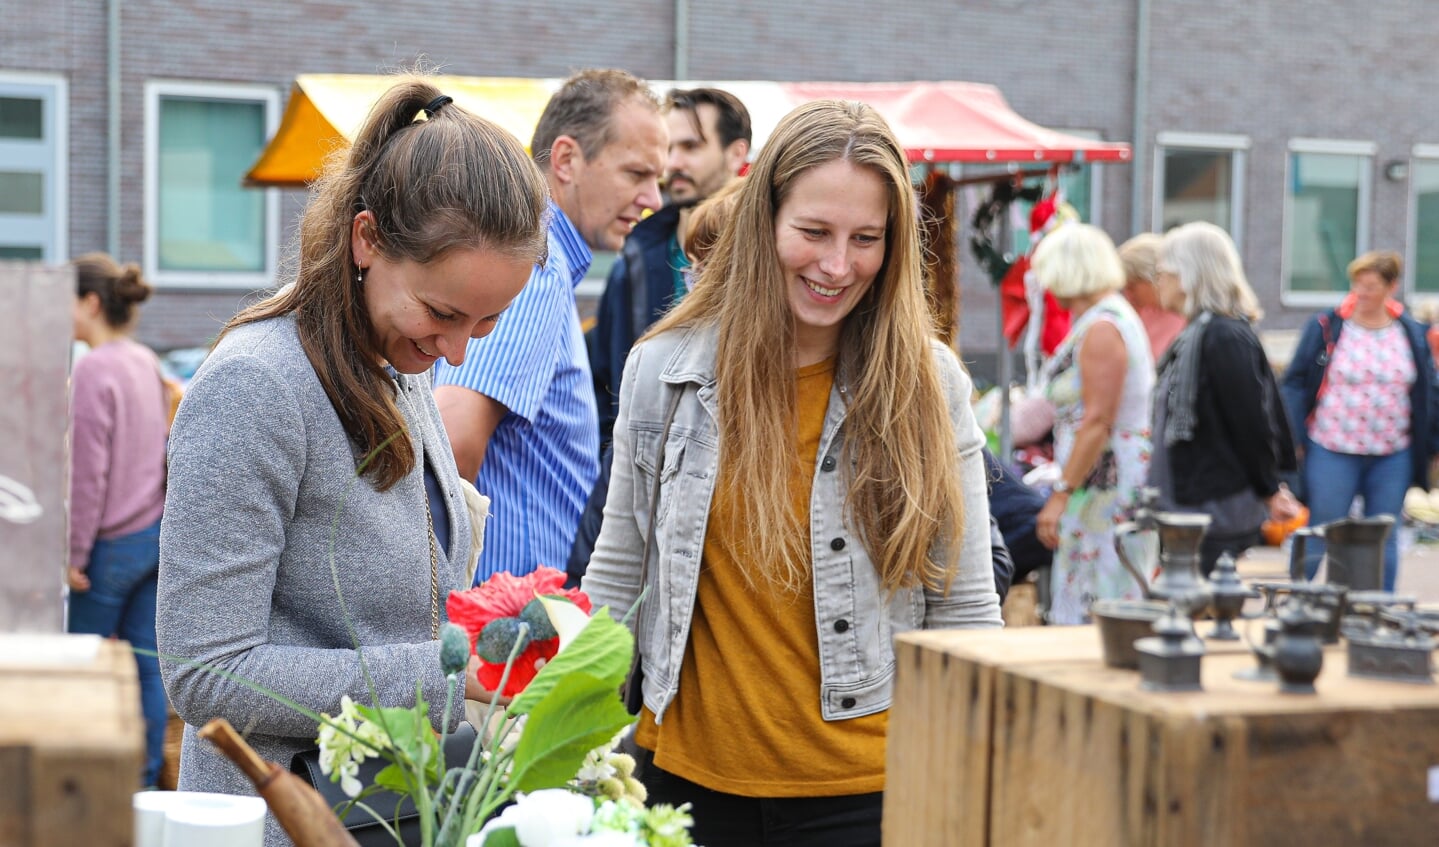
[883,637,993,845]
[989,649,1439,845]
[885,626,1252,845]
[0,261,75,634]
[0,639,144,846]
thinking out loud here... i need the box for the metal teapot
[1260,593,1330,694]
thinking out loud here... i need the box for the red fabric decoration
[446,567,592,697]
[998,193,1074,354]
[1000,256,1032,347]
[1040,291,1071,355]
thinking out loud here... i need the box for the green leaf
[507,672,637,793]
[507,608,632,716]
[370,762,412,795]
[355,702,442,784]
[482,827,522,847]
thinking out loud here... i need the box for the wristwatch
[1052,478,1073,495]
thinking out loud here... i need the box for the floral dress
[1043,293,1155,624]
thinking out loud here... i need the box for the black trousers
[1199,529,1262,577]
[644,764,883,847]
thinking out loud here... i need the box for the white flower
[555,832,640,847]
[590,800,644,833]
[315,695,388,798]
[475,789,596,846]
[575,746,617,783]
[538,594,593,653]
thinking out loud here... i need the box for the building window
[1283,139,1374,300]
[1410,150,1439,294]
[0,74,67,262]
[145,82,278,287]
[1152,132,1247,245]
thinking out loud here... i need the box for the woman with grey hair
[1033,223,1155,624]
[1151,221,1300,575]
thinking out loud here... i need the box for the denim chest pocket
[632,428,690,526]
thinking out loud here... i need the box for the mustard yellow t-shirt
[635,357,888,796]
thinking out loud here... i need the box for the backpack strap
[1307,310,1341,428]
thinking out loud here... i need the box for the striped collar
[546,201,592,288]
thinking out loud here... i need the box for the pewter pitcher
[1115,511,1213,603]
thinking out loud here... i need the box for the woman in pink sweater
[67,252,170,788]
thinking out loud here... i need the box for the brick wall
[5,0,1438,368]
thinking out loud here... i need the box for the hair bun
[116,263,154,304]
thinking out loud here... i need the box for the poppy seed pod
[440,622,473,676]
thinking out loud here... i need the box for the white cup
[132,791,181,847]
[133,791,267,847]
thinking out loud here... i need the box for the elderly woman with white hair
[1151,222,1301,575]
[1033,223,1156,624]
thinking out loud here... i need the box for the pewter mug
[1318,516,1393,592]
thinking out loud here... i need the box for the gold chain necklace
[425,490,440,639]
[395,371,442,640]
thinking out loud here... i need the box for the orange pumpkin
[1261,505,1310,547]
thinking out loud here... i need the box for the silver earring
[356,266,364,285]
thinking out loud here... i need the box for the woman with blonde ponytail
[156,79,548,845]
[583,99,1002,846]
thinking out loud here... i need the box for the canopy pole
[997,208,1013,464]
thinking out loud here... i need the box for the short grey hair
[1160,221,1262,321]
[530,69,660,167]
[1031,223,1125,299]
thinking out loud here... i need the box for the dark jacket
[1280,308,1438,490]
[585,203,688,450]
[1165,315,1298,506]
[983,448,1051,585]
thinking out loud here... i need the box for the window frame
[1151,131,1249,248]
[144,80,280,289]
[0,71,68,263]
[1280,138,1376,309]
[1404,144,1439,297]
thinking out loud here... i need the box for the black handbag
[290,722,478,847]
[616,387,682,779]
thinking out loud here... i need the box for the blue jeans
[67,520,167,787]
[1301,444,1409,592]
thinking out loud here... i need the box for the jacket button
[830,537,846,551]
[841,697,857,709]
[820,455,837,472]
[834,619,850,633]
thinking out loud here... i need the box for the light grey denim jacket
[582,324,1002,724]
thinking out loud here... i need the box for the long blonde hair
[647,99,965,593]
[227,78,548,491]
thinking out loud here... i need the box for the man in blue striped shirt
[434,69,666,583]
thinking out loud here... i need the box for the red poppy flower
[445,567,592,697]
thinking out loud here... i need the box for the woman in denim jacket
[582,100,1002,847]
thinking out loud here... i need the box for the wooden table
[884,625,1439,846]
[0,636,143,846]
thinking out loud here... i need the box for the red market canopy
[781,81,1131,164]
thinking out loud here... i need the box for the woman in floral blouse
[1281,251,1438,592]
